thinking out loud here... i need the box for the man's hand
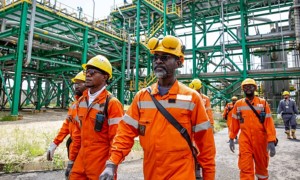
[65,160,74,179]
[296,115,300,120]
[267,142,276,157]
[99,160,116,180]
[229,139,235,153]
[46,142,57,161]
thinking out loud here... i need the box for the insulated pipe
[25,0,37,67]
[246,30,295,41]
[126,33,131,79]
[293,0,300,48]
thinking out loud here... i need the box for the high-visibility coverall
[109,80,216,180]
[52,95,81,162]
[200,93,214,126]
[70,89,124,180]
[229,97,276,180]
[223,102,234,132]
[277,98,299,130]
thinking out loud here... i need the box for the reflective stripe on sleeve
[232,114,238,119]
[123,114,138,129]
[266,113,272,118]
[138,100,195,111]
[193,121,211,133]
[108,117,123,125]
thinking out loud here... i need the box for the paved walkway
[1,128,299,179]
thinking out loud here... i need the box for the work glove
[296,115,300,120]
[229,139,235,153]
[65,160,74,179]
[267,142,276,157]
[46,142,57,161]
[277,114,282,120]
[99,160,116,180]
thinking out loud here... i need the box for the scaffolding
[0,0,300,115]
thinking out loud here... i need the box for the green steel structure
[0,0,300,115]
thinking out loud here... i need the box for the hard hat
[254,91,259,96]
[231,96,238,100]
[72,71,86,83]
[241,78,257,88]
[189,79,202,90]
[82,55,112,80]
[148,35,185,63]
[282,91,290,96]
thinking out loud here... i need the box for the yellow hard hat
[282,91,290,96]
[254,91,259,96]
[189,79,202,90]
[72,71,86,83]
[231,96,238,100]
[148,35,185,63]
[82,55,112,80]
[241,78,257,88]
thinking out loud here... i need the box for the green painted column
[192,3,196,78]
[239,0,248,79]
[36,77,42,110]
[82,26,89,64]
[163,0,167,35]
[135,0,141,92]
[25,76,31,105]
[120,42,126,105]
[146,8,151,76]
[56,83,61,107]
[11,2,28,115]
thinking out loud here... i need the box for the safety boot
[291,129,297,139]
[285,130,291,139]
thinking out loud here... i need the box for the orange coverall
[229,97,276,180]
[223,102,234,132]
[52,96,81,161]
[109,80,216,180]
[200,93,214,125]
[70,89,124,180]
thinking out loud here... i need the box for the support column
[82,26,89,64]
[192,3,196,78]
[135,0,141,92]
[36,77,42,110]
[239,0,248,79]
[120,42,126,105]
[11,2,28,115]
[163,0,167,35]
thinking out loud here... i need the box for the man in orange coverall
[100,35,216,180]
[69,55,124,180]
[223,96,238,143]
[229,78,277,180]
[189,78,214,126]
[46,71,86,177]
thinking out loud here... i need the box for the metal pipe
[246,30,295,40]
[288,5,300,30]
[292,1,300,48]
[126,33,131,79]
[25,0,37,67]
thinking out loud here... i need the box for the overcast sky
[57,0,132,20]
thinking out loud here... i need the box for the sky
[57,0,132,21]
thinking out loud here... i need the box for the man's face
[74,80,86,96]
[232,100,237,105]
[84,66,108,88]
[243,84,256,95]
[152,52,180,79]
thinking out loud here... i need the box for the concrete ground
[0,126,299,180]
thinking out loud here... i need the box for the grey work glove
[99,160,117,180]
[65,160,74,179]
[229,139,235,153]
[267,142,276,157]
[46,142,57,161]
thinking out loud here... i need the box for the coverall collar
[151,80,179,96]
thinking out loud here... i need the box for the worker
[69,55,124,180]
[223,96,238,143]
[46,71,86,178]
[277,91,299,139]
[189,79,214,126]
[100,35,216,180]
[229,78,277,180]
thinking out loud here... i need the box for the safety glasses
[85,69,103,76]
[153,54,174,62]
[243,84,256,91]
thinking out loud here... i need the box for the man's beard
[154,69,167,78]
